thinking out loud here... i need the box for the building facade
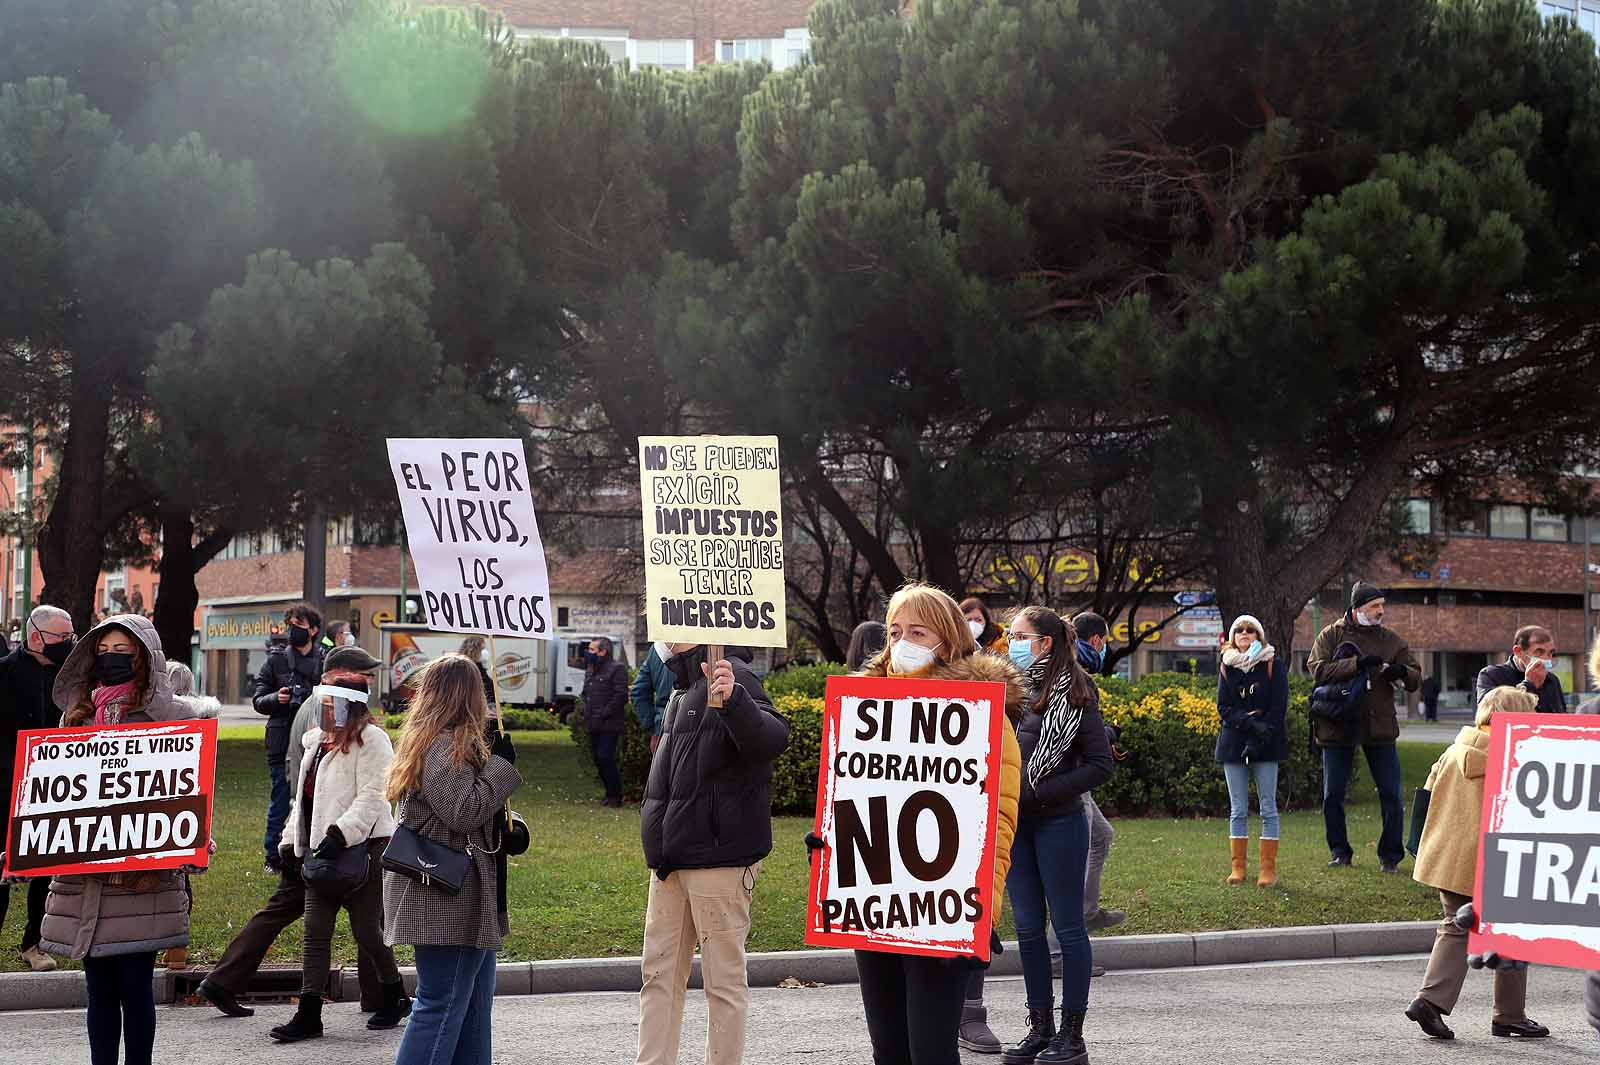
[450,0,817,68]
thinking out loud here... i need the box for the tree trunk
[302,505,327,620]
[920,523,964,599]
[37,376,113,634]
[153,508,200,664]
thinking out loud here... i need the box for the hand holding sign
[702,657,736,708]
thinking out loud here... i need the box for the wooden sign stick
[707,643,725,709]
[487,634,512,829]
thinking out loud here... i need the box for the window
[1404,498,1433,536]
[1490,505,1529,539]
[634,39,691,70]
[1541,1,1600,54]
[517,27,628,64]
[781,27,811,69]
[1532,508,1570,542]
[719,39,772,62]
[1448,505,1487,537]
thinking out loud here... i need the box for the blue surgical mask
[1008,638,1038,670]
[1245,639,1263,660]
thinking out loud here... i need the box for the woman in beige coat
[1406,686,1547,1041]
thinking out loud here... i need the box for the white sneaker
[21,947,56,972]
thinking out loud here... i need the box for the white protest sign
[638,435,785,647]
[386,438,552,638]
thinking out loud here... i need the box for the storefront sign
[200,607,281,650]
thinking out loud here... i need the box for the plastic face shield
[314,684,368,728]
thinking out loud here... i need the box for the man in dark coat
[250,602,324,873]
[1308,581,1421,874]
[582,636,630,807]
[636,645,789,1065]
[0,606,73,971]
[1475,625,1566,714]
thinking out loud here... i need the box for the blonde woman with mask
[850,583,1024,1065]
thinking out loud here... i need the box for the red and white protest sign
[1470,712,1600,970]
[4,720,218,879]
[805,675,1005,960]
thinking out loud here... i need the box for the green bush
[384,705,562,733]
[762,662,850,699]
[569,672,1344,818]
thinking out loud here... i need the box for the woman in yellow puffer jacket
[851,582,1023,1065]
[1406,686,1548,1042]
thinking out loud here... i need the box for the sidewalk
[0,920,1437,1012]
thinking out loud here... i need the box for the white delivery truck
[377,623,629,718]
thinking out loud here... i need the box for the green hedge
[384,705,563,733]
[761,662,850,699]
[569,669,1344,817]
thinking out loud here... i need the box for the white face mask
[968,619,985,640]
[341,632,357,647]
[1354,610,1377,628]
[891,639,939,674]
[654,641,673,662]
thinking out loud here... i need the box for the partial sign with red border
[805,675,1004,960]
[4,720,218,879]
[1470,712,1600,970]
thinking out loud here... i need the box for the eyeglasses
[1010,631,1043,641]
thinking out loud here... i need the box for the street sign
[1173,591,1216,607]
[1174,635,1218,649]
[1177,619,1224,636]
[1182,606,1222,620]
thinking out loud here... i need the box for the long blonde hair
[385,654,491,802]
[879,582,978,668]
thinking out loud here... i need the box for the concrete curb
[0,921,1437,1012]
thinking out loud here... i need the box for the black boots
[1037,1009,1089,1064]
[367,979,412,1031]
[269,994,324,1043]
[1002,1008,1057,1064]
[197,979,254,1018]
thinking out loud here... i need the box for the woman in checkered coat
[383,655,521,1065]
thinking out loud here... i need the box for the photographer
[252,603,325,874]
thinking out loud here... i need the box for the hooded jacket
[640,647,790,876]
[1413,726,1491,897]
[40,614,219,961]
[856,649,1025,914]
[1307,613,1420,747]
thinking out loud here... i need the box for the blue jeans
[1222,761,1280,839]
[1008,812,1091,1013]
[84,952,156,1065]
[263,763,289,864]
[1322,744,1404,865]
[397,946,496,1065]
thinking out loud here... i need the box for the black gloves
[1470,952,1528,972]
[1381,662,1407,683]
[491,730,517,765]
[804,831,825,865]
[313,826,346,855]
[1358,655,1385,671]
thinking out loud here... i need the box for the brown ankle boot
[1227,837,1248,884]
[1257,838,1279,887]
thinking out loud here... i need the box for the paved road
[3,956,1594,1064]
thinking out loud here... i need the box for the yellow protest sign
[639,435,786,647]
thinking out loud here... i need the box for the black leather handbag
[504,810,530,857]
[382,802,472,895]
[302,842,370,899]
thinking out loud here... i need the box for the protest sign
[1469,712,1600,970]
[387,438,552,639]
[805,675,1004,960]
[638,435,785,647]
[4,719,218,879]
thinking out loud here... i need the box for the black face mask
[41,638,73,667]
[94,652,137,686]
[288,624,312,649]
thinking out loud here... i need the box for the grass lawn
[0,726,1451,972]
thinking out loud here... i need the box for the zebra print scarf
[1025,655,1086,792]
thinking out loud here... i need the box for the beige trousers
[1419,889,1527,1024]
[636,864,760,1065]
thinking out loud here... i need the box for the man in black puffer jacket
[635,645,789,1065]
[582,637,630,807]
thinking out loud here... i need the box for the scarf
[92,680,140,725]
[1024,655,1086,792]
[1221,643,1276,670]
